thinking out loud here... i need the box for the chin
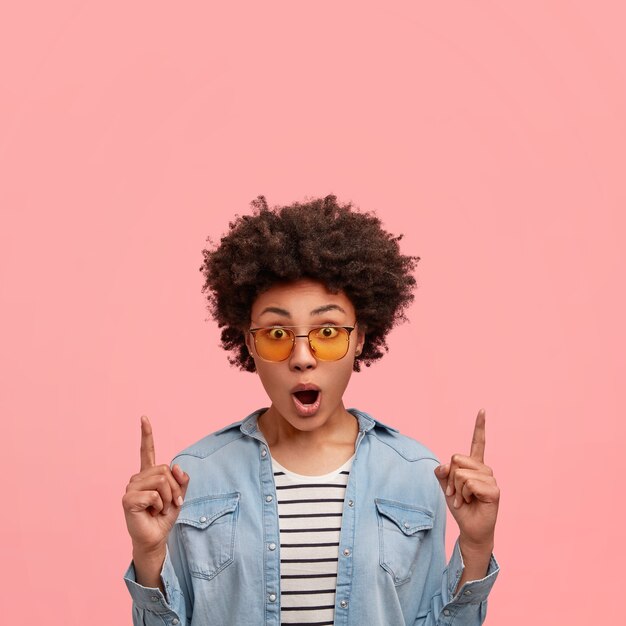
[283,410,333,432]
[286,412,326,428]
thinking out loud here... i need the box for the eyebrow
[311,304,347,316]
[258,306,291,318]
[258,304,347,318]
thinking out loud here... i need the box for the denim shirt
[124,408,499,625]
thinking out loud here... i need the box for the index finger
[469,408,486,462]
[140,415,156,471]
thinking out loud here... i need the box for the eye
[267,327,289,340]
[314,326,340,339]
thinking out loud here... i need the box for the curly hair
[199,194,420,372]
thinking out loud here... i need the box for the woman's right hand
[122,415,190,557]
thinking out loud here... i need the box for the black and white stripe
[273,457,353,626]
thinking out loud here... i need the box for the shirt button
[343,548,351,557]
[403,521,410,529]
[339,600,348,609]
[199,516,207,523]
[151,596,159,602]
[261,448,267,457]
[348,500,354,507]
[268,593,277,602]
[443,609,451,616]
[172,620,179,625]
[265,495,273,503]
[464,590,472,595]
[268,542,276,551]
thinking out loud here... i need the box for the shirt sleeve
[417,475,500,626]
[433,538,500,625]
[123,543,188,626]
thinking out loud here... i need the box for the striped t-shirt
[273,455,354,626]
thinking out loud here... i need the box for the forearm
[454,538,494,595]
[132,546,167,593]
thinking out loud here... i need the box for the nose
[289,334,317,371]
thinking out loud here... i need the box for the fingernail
[177,496,184,506]
[446,484,453,496]
[454,497,460,508]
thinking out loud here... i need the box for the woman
[122,195,500,625]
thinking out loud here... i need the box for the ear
[244,330,255,357]
[355,326,365,357]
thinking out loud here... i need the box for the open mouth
[291,388,322,416]
[293,390,320,405]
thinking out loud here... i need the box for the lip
[290,383,321,394]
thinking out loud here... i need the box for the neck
[258,404,359,475]
[257,403,358,450]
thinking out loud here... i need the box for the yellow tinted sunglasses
[248,324,356,362]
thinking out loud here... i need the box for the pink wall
[2,2,624,624]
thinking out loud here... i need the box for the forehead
[250,279,355,320]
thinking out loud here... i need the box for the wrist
[132,542,167,565]
[458,535,494,558]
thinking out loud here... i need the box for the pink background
[1,2,624,624]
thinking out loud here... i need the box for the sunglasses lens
[309,327,350,361]
[254,327,294,361]
[253,326,352,362]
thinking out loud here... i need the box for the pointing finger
[469,408,486,462]
[140,415,156,471]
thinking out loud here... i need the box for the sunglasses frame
[248,324,357,362]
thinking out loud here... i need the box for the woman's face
[245,279,365,434]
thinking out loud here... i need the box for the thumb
[433,463,450,494]
[172,464,191,502]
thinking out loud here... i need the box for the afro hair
[199,194,420,372]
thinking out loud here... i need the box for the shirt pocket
[175,492,240,580]
[375,498,434,586]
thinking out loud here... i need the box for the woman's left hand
[434,409,500,548]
